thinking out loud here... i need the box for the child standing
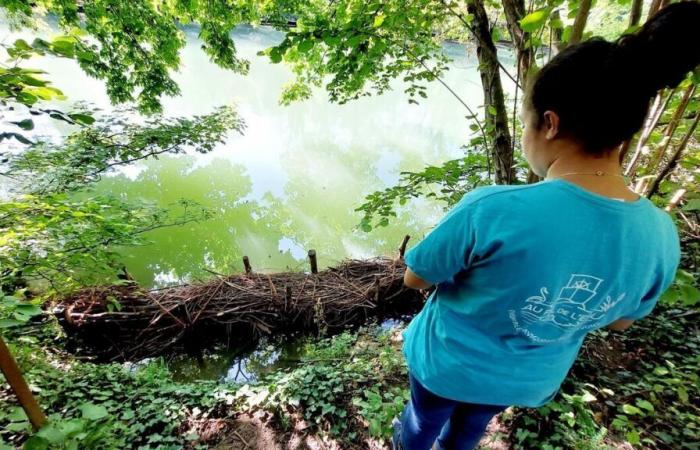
[393,2,700,449]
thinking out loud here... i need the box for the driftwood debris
[55,257,424,361]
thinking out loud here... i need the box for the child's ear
[543,111,560,140]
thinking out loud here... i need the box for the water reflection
[2,21,516,287]
[168,319,408,383]
[168,337,306,383]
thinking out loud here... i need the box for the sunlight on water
[1,20,516,288]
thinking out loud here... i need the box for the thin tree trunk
[629,0,643,27]
[501,0,534,83]
[624,88,677,176]
[569,0,593,45]
[647,0,670,19]
[550,9,565,54]
[618,139,634,166]
[467,0,514,184]
[501,0,538,183]
[647,0,662,19]
[647,85,696,172]
[647,112,700,198]
[0,336,47,430]
[665,189,686,212]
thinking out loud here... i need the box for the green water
[2,21,516,379]
[2,23,515,288]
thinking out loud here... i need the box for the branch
[629,0,643,27]
[437,0,522,89]
[624,88,676,175]
[646,112,700,198]
[569,0,592,45]
[402,45,491,150]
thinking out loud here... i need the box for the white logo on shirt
[509,274,625,342]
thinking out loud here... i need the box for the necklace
[549,170,626,179]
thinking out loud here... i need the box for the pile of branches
[54,258,424,360]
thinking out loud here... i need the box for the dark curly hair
[525,1,700,154]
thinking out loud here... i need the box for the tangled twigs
[54,258,424,361]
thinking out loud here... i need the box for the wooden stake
[374,276,381,302]
[399,235,411,259]
[308,250,318,274]
[666,189,686,212]
[242,256,252,274]
[0,335,47,430]
[285,285,292,311]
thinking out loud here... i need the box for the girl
[393,2,700,449]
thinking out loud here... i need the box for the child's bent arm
[404,268,433,290]
[607,318,635,331]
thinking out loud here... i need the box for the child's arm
[404,267,432,290]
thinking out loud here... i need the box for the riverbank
[1,303,697,449]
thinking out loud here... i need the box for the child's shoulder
[461,182,551,206]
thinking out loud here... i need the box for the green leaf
[323,34,341,46]
[298,39,315,53]
[581,391,596,403]
[0,319,23,328]
[58,419,84,436]
[13,39,32,51]
[520,9,549,33]
[347,35,365,48]
[0,132,33,144]
[36,424,66,444]
[269,48,282,64]
[2,296,20,305]
[50,39,75,57]
[16,91,38,106]
[636,399,654,412]
[23,436,49,450]
[9,407,28,422]
[626,430,641,445]
[487,105,498,116]
[653,367,669,376]
[373,14,386,28]
[679,284,700,306]
[15,304,42,316]
[79,403,108,420]
[622,404,642,415]
[11,119,35,130]
[68,113,95,125]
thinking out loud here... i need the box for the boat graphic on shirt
[510,274,626,342]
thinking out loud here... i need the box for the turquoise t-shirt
[403,179,680,407]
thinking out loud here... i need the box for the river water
[2,21,516,288]
[2,21,515,380]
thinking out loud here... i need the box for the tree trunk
[501,0,538,183]
[501,0,534,83]
[646,85,695,172]
[569,0,593,45]
[647,0,670,20]
[550,9,565,54]
[624,88,676,175]
[629,0,643,27]
[467,0,514,184]
[647,112,700,198]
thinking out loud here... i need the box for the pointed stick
[0,335,47,430]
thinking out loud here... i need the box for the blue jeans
[398,374,506,450]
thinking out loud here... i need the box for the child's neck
[546,150,640,202]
